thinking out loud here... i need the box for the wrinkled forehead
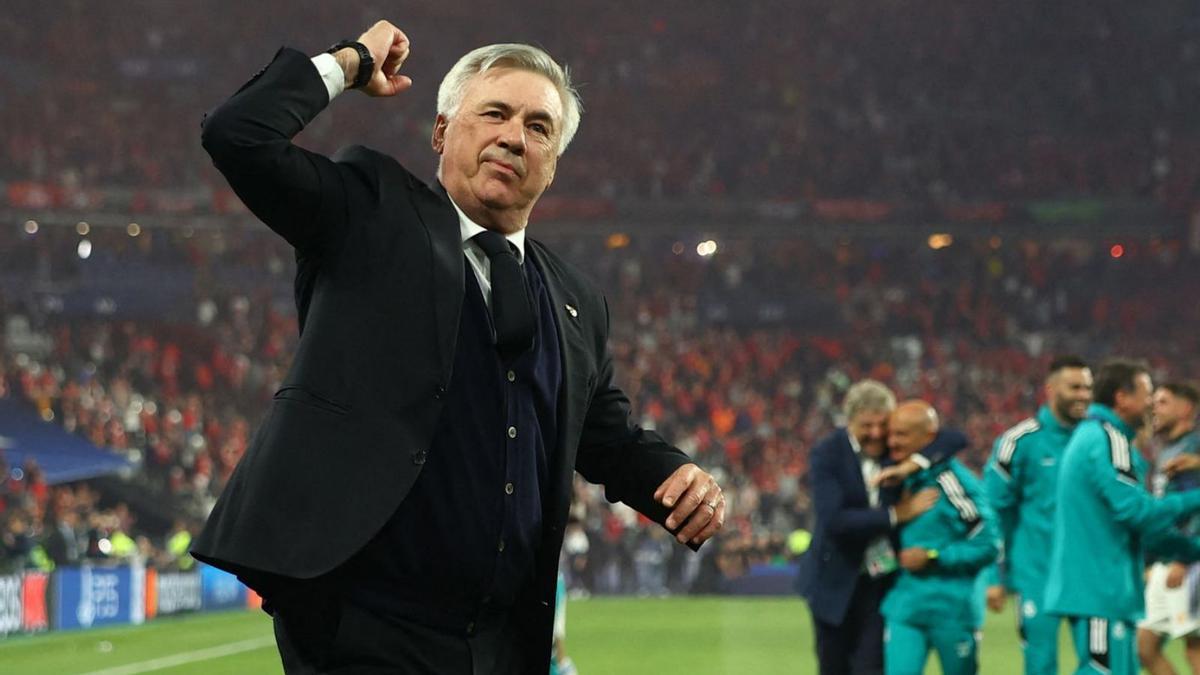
[459,67,564,121]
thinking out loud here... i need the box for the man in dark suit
[190,20,724,674]
[796,380,965,675]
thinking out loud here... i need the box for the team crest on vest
[1112,622,1126,639]
[1023,600,1037,618]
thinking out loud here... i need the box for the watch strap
[326,40,373,89]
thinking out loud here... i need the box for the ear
[431,113,449,154]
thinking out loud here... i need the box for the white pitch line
[78,635,276,675]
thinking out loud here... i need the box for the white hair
[842,379,897,422]
[436,43,582,156]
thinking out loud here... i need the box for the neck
[462,201,530,235]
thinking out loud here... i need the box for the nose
[497,119,526,156]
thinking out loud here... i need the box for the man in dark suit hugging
[797,380,966,674]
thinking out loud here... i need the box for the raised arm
[200,21,411,255]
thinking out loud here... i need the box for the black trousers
[267,576,522,675]
[811,574,888,675]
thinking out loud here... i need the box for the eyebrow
[479,100,557,130]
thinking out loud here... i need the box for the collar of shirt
[448,193,526,263]
[1037,404,1076,436]
[1088,403,1135,440]
[848,428,863,457]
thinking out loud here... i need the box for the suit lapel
[411,181,465,380]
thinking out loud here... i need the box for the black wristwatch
[326,40,374,89]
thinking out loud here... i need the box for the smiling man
[982,355,1093,675]
[191,20,724,674]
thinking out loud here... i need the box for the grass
[0,597,1193,673]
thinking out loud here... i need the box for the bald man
[879,401,1000,675]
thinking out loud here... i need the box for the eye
[482,110,503,119]
[529,123,549,135]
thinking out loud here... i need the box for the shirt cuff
[311,53,346,103]
[910,453,931,470]
[888,507,898,527]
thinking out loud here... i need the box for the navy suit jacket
[795,428,967,625]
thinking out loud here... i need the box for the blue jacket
[797,428,967,625]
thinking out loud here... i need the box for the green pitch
[0,597,1192,673]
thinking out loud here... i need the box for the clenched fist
[333,20,413,97]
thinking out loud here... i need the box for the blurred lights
[606,232,630,249]
[76,221,90,235]
[671,242,685,255]
[927,234,954,250]
[77,239,93,260]
[988,236,1002,250]
[127,222,142,237]
[696,240,718,257]
[23,220,38,234]
[1110,244,1125,259]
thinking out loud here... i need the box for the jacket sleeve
[929,469,1001,574]
[1144,528,1200,563]
[574,298,694,540]
[911,428,969,469]
[983,434,1022,589]
[200,47,375,256]
[808,440,893,545]
[1086,428,1200,532]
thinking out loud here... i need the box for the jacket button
[411,450,427,465]
[433,385,446,400]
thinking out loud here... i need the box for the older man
[881,401,1000,675]
[797,381,967,675]
[191,20,723,674]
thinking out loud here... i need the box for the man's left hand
[654,464,725,545]
[873,459,922,487]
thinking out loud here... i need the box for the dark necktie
[472,230,536,360]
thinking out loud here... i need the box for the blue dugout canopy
[0,398,133,484]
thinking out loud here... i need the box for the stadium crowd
[1,1,1199,204]
[3,221,1200,602]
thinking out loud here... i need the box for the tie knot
[473,230,517,259]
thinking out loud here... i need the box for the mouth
[485,159,519,177]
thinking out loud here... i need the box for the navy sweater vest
[344,253,562,633]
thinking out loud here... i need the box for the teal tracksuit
[982,406,1075,675]
[881,459,1000,675]
[1044,405,1200,675]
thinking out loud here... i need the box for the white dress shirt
[849,431,898,527]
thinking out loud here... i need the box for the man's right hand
[336,20,412,97]
[893,488,939,524]
[986,585,1007,613]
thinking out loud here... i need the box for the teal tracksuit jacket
[1044,405,1200,622]
[881,459,1001,629]
[982,405,1074,600]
